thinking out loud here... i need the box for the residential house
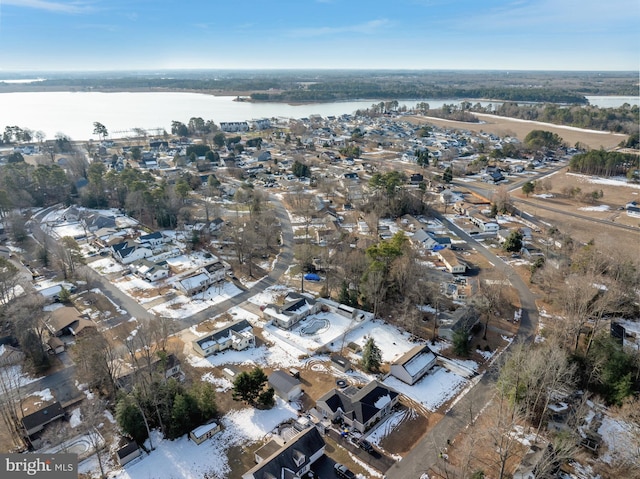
[262,292,320,330]
[437,249,467,274]
[626,201,640,218]
[390,344,437,385]
[268,370,303,402]
[468,214,499,234]
[220,121,249,132]
[192,319,255,357]
[250,118,271,130]
[22,401,65,437]
[115,353,182,392]
[136,231,166,248]
[176,261,225,296]
[412,229,451,250]
[438,306,479,341]
[316,380,399,433]
[410,173,424,183]
[116,441,141,466]
[209,218,224,233]
[189,422,221,445]
[242,427,325,479]
[131,259,170,282]
[46,306,97,337]
[111,241,152,264]
[0,344,25,366]
[83,212,117,232]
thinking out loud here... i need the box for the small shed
[268,370,302,402]
[116,441,141,466]
[190,422,221,445]
[330,355,351,373]
[47,336,65,354]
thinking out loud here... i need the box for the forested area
[568,150,639,177]
[472,102,640,135]
[4,70,636,103]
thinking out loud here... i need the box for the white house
[469,214,499,233]
[220,121,249,132]
[111,241,152,264]
[411,229,451,250]
[262,292,320,330]
[192,319,255,357]
[136,231,167,248]
[316,380,399,433]
[390,344,437,385]
[437,249,467,274]
[132,259,170,282]
[268,370,303,402]
[177,261,225,296]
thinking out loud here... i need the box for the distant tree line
[473,102,639,135]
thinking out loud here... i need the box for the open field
[409,113,629,150]
[509,168,640,245]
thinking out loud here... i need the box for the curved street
[385,213,538,479]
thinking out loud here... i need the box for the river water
[0,91,636,141]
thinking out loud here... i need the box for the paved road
[385,213,538,479]
[13,196,295,409]
[173,194,295,330]
[513,197,639,232]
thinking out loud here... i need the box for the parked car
[355,438,374,453]
[334,463,356,479]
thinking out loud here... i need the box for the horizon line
[1,67,639,75]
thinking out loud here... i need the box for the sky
[0,0,638,72]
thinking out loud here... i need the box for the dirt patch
[380,406,431,456]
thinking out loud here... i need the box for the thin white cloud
[459,0,639,31]
[289,19,392,37]
[2,0,94,14]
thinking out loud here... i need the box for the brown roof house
[46,306,97,337]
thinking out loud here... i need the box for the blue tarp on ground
[304,273,321,281]
[433,244,446,251]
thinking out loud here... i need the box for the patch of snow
[598,414,639,465]
[31,388,54,402]
[69,408,82,428]
[578,205,610,212]
[201,373,233,392]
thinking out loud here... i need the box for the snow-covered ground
[338,319,421,363]
[248,285,295,306]
[187,343,304,371]
[578,205,610,212]
[566,172,640,190]
[90,257,127,275]
[110,400,298,479]
[384,367,468,412]
[149,282,243,319]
